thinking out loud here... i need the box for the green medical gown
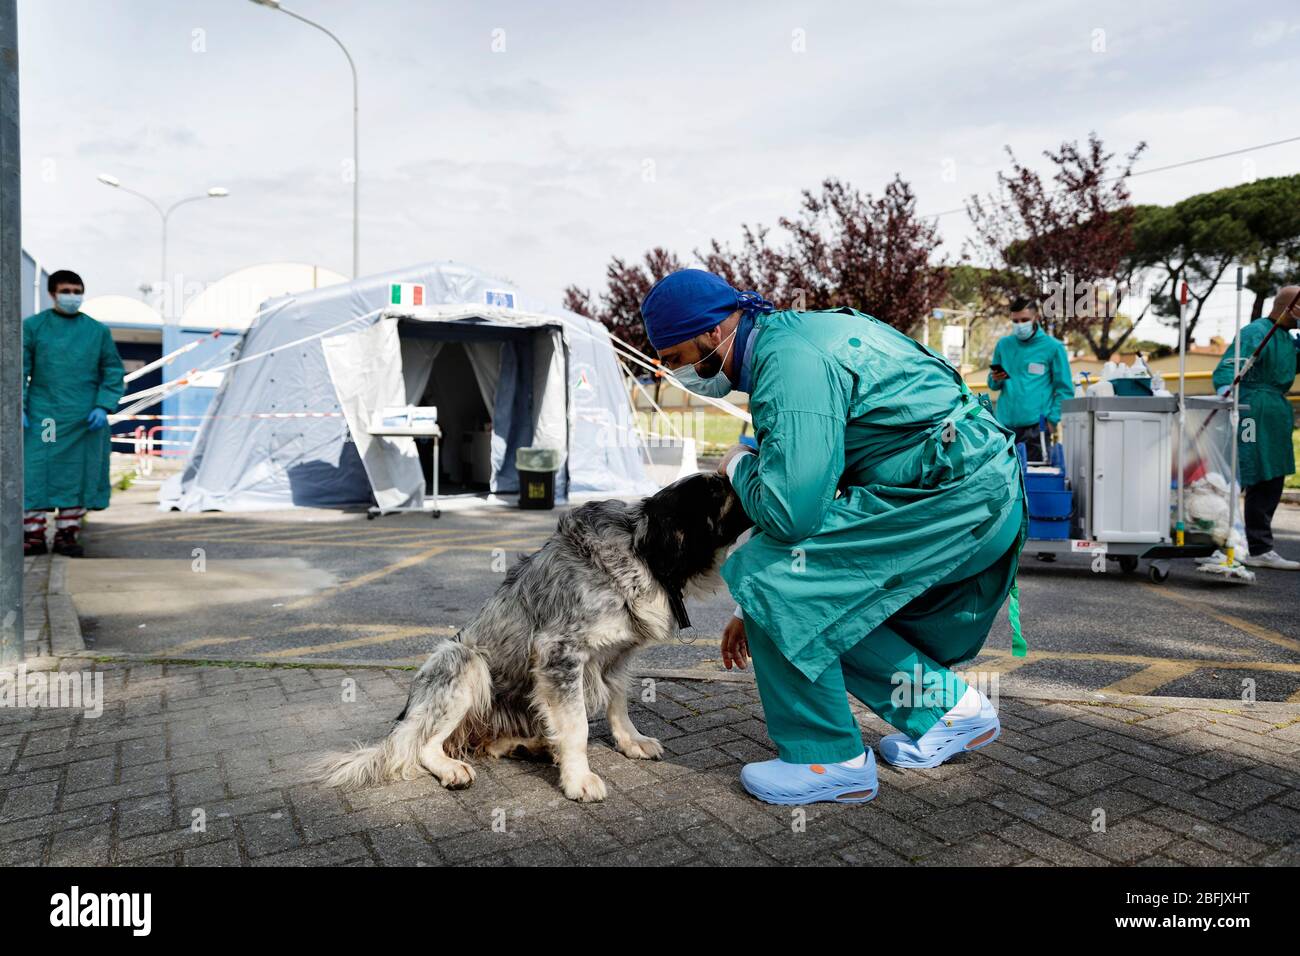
[721,308,1024,683]
[22,309,125,511]
[987,329,1075,428]
[1211,317,1299,486]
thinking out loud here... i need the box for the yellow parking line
[202,525,369,543]
[116,533,431,550]
[343,528,548,546]
[100,523,341,544]
[166,634,263,654]
[258,625,455,659]
[224,524,497,542]
[450,539,550,552]
[95,525,221,542]
[283,544,450,610]
[967,650,1034,674]
[1002,647,1300,674]
[103,530,549,552]
[1142,583,1300,654]
[235,521,534,540]
[1098,660,1200,696]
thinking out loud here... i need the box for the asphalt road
[74,484,1300,702]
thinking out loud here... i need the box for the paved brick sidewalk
[1,658,1297,866]
[18,554,83,660]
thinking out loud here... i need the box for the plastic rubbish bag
[1176,396,1247,547]
[1185,471,1247,550]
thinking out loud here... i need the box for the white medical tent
[160,261,655,511]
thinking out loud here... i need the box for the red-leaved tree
[777,176,947,332]
[965,133,1146,358]
[563,247,683,357]
[567,174,948,352]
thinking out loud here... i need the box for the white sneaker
[1242,550,1300,570]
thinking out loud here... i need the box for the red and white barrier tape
[109,411,344,422]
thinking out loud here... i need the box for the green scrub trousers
[745,506,1024,764]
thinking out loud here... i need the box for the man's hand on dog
[722,616,749,670]
[717,442,753,478]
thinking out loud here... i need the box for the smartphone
[991,363,1010,378]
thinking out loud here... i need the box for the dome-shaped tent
[160,260,653,511]
[180,262,348,331]
[83,294,164,328]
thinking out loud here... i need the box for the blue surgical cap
[640,269,773,351]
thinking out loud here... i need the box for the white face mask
[55,292,84,315]
[1013,321,1035,341]
[668,328,737,398]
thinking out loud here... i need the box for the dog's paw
[561,771,607,802]
[430,758,476,790]
[616,734,664,760]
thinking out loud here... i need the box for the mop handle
[1227,285,1300,387]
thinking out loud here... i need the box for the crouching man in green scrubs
[641,270,1026,805]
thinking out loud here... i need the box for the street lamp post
[248,0,359,278]
[96,174,228,318]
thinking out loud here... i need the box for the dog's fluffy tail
[311,640,492,789]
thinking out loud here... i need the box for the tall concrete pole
[0,0,24,666]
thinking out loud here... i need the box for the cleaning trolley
[1029,394,1217,582]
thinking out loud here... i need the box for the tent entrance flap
[321,319,425,510]
[397,318,568,497]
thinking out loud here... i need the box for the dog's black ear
[634,504,686,586]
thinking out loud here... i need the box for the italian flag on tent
[390,283,425,306]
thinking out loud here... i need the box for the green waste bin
[516,447,562,510]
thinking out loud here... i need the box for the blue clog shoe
[878,704,1000,769]
[740,749,879,805]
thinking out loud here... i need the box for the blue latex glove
[22,411,29,429]
[86,407,108,431]
[1217,385,1232,398]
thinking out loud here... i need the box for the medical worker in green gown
[23,270,125,558]
[1210,285,1300,571]
[641,270,1026,805]
[987,295,1075,455]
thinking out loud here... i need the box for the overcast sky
[17,0,1300,341]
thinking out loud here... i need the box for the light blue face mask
[669,328,737,398]
[55,293,83,315]
[1013,321,1035,341]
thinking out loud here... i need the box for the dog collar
[665,586,692,630]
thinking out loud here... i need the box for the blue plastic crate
[1024,469,1067,492]
[1028,517,1070,540]
[1028,489,1072,519]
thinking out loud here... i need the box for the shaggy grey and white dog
[315,472,752,802]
